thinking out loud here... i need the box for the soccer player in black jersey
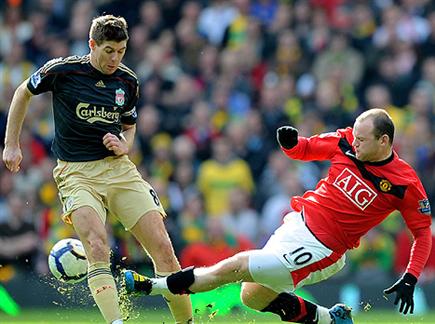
[2,15,192,324]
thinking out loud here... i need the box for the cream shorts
[53,155,166,230]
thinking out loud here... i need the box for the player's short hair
[89,15,129,45]
[356,108,395,144]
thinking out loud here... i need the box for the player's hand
[276,126,298,149]
[2,145,23,173]
[103,132,128,156]
[383,273,417,315]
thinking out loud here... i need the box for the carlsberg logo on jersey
[76,103,120,124]
[333,168,377,210]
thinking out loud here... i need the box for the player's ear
[380,134,390,146]
[89,38,96,50]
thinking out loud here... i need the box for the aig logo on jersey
[333,168,377,210]
[115,88,125,106]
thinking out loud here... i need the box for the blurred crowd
[0,0,434,286]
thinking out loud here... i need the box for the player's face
[352,119,383,162]
[89,39,127,75]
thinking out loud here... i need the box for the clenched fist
[276,126,298,149]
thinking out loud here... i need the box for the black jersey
[27,55,138,162]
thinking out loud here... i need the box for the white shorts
[248,211,345,293]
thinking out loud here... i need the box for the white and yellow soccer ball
[48,238,88,283]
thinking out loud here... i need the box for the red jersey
[282,127,432,278]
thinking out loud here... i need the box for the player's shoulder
[338,127,353,138]
[40,55,90,73]
[116,62,138,84]
[396,157,417,172]
[317,127,352,141]
[391,152,421,182]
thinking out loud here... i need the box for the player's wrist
[402,273,417,286]
[119,132,127,143]
[4,140,20,148]
[119,133,131,154]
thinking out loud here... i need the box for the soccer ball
[48,238,88,283]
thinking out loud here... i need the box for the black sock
[261,292,318,323]
[166,266,195,295]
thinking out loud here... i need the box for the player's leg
[53,160,123,324]
[186,251,254,292]
[237,250,352,324]
[125,248,352,324]
[107,158,192,324]
[241,282,334,324]
[129,210,192,323]
[239,249,332,323]
[126,210,352,323]
[241,213,353,324]
[124,251,254,295]
[71,206,123,324]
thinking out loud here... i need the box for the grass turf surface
[1,308,435,323]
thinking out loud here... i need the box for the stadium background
[0,0,434,322]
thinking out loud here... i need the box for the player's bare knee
[240,289,257,309]
[240,283,258,308]
[241,283,278,311]
[240,296,264,311]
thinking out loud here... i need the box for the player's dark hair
[373,113,394,144]
[89,15,129,45]
[357,108,395,144]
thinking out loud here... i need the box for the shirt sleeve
[120,78,138,125]
[399,180,433,278]
[281,128,349,161]
[404,227,432,278]
[27,58,63,94]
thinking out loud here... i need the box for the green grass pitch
[1,308,435,323]
[2,283,433,323]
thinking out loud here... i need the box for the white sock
[149,277,169,295]
[111,320,123,324]
[317,306,332,324]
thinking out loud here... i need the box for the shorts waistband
[299,210,343,255]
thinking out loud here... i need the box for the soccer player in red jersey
[123,108,432,324]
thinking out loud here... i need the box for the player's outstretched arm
[383,272,417,315]
[2,79,34,173]
[276,126,298,149]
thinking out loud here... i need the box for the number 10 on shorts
[283,247,313,266]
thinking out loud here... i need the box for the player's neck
[89,54,106,75]
[372,149,393,162]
